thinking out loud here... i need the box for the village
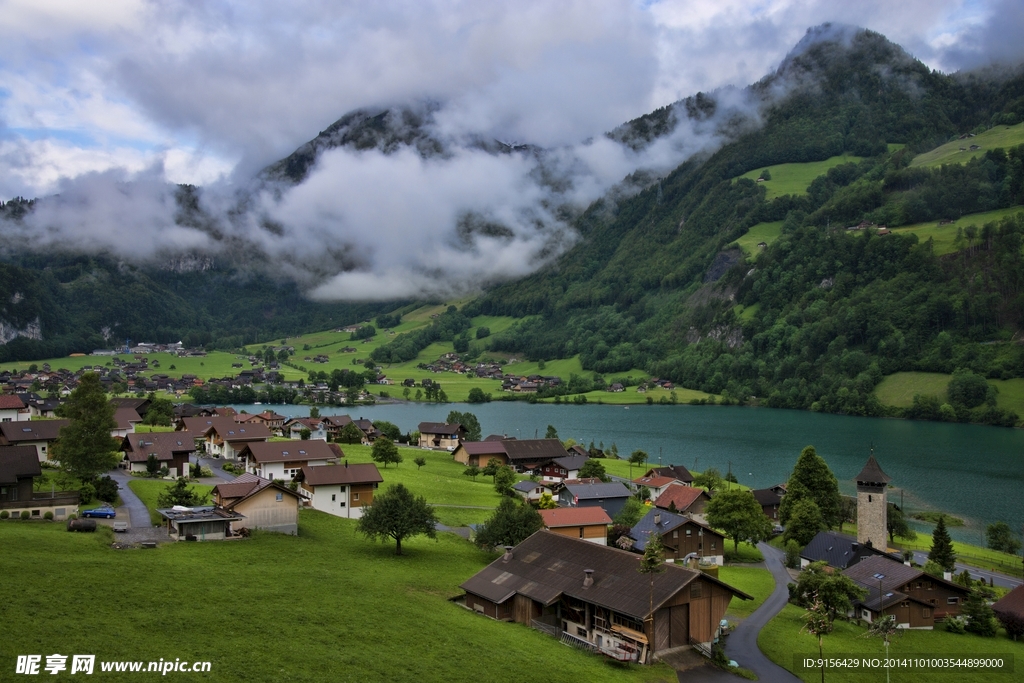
[2,383,1022,681]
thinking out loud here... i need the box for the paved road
[723,543,802,683]
[108,468,153,528]
[908,550,1022,589]
[199,456,236,481]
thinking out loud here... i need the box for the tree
[52,373,121,481]
[638,530,666,628]
[986,521,1022,555]
[466,387,491,403]
[142,395,174,426]
[146,453,160,477]
[784,498,825,546]
[299,427,312,441]
[372,420,402,442]
[782,446,842,529]
[790,561,867,623]
[156,477,210,508]
[887,503,916,543]
[309,406,320,419]
[628,450,648,479]
[413,457,426,469]
[614,497,647,528]
[339,422,364,444]
[545,425,559,439]
[578,459,609,482]
[446,410,481,442]
[839,496,857,532]
[463,465,480,481]
[802,594,832,683]
[371,438,403,468]
[482,458,503,482]
[493,465,516,496]
[356,483,438,555]
[995,604,1024,640]
[705,489,773,551]
[928,515,956,572]
[785,539,802,568]
[962,588,998,636]
[693,468,723,493]
[863,614,901,683]
[537,492,558,509]
[474,497,543,549]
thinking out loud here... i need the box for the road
[908,549,1022,589]
[723,542,802,683]
[108,468,153,529]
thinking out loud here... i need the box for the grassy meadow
[128,479,215,524]
[910,122,1024,169]
[0,516,676,683]
[873,371,1024,418]
[719,566,775,621]
[759,602,1024,683]
[890,206,1024,255]
[736,154,863,200]
[735,221,784,260]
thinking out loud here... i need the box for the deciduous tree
[474,497,542,549]
[356,483,438,555]
[446,410,481,441]
[784,498,825,546]
[705,488,773,551]
[371,438,403,468]
[986,521,1022,555]
[493,465,516,496]
[156,477,210,508]
[578,459,609,482]
[52,373,121,481]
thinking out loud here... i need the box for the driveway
[199,456,236,481]
[107,469,153,528]
[723,542,802,683]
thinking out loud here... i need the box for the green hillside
[737,154,862,199]
[910,122,1024,169]
[890,206,1024,255]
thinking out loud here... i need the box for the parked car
[81,506,116,519]
[112,521,129,532]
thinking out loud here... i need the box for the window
[711,542,716,551]
[922,608,932,618]
[275,493,283,502]
[331,494,336,502]
[354,493,360,501]
[577,627,587,637]
[685,529,691,537]
[868,495,872,502]
[579,528,584,539]
[672,531,678,539]
[947,597,959,605]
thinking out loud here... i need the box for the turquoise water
[229,402,1024,546]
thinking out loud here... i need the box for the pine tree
[928,515,956,572]
[783,446,842,529]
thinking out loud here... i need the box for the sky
[1,0,1022,300]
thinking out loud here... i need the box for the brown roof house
[452,440,510,467]
[992,584,1024,638]
[652,484,711,517]
[120,433,196,478]
[841,555,969,628]
[213,473,303,535]
[1,445,79,520]
[0,394,29,422]
[0,420,69,463]
[632,474,682,501]
[630,508,726,566]
[200,418,271,459]
[299,462,383,519]
[539,507,612,546]
[459,530,751,663]
[239,440,339,481]
[503,438,569,472]
[417,422,465,450]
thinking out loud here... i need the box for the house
[299,462,383,519]
[535,454,589,482]
[558,481,632,518]
[239,440,339,480]
[120,433,195,478]
[452,440,510,467]
[642,465,694,486]
[156,506,245,541]
[502,439,570,472]
[0,394,29,422]
[111,407,142,439]
[512,480,555,503]
[750,488,783,520]
[630,508,726,566]
[0,420,69,463]
[992,584,1024,634]
[652,484,711,516]
[110,397,151,419]
[841,555,970,628]
[181,417,271,459]
[538,507,612,545]
[212,473,303,534]
[418,422,465,450]
[459,531,751,663]
[0,445,78,520]
[799,530,894,570]
[284,417,327,441]
[632,474,682,500]
[239,410,287,433]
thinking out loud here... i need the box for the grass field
[736,154,863,200]
[0,516,675,683]
[873,371,1024,418]
[720,567,775,620]
[0,350,262,380]
[891,206,1024,255]
[889,536,1024,578]
[759,602,1024,683]
[735,221,784,260]
[910,122,1024,169]
[128,479,214,524]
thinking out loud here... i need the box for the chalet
[111,407,142,439]
[284,417,327,441]
[239,440,339,480]
[418,422,465,450]
[156,506,245,541]
[178,417,271,459]
[538,507,612,545]
[120,433,195,478]
[512,480,555,503]
[630,508,726,566]
[1,445,78,520]
[239,410,287,433]
[632,474,682,501]
[841,555,970,628]
[300,462,383,519]
[452,440,509,467]
[750,488,783,520]
[992,584,1024,635]
[642,465,694,486]
[110,397,151,420]
[0,394,29,422]
[213,473,303,534]
[652,484,711,517]
[322,415,380,443]
[459,531,751,663]
[0,420,69,463]
[558,481,632,518]
[800,530,893,570]
[536,454,589,482]
[503,439,570,472]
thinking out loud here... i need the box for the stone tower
[855,451,891,549]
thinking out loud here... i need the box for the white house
[0,395,29,423]
[239,440,339,480]
[299,462,382,519]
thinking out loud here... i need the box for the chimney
[583,569,594,588]
[502,546,513,563]
[345,460,348,468]
[943,571,952,581]
[654,513,661,525]
[851,542,859,550]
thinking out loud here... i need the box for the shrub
[94,476,119,503]
[0,511,9,519]
[222,463,236,474]
[20,511,30,520]
[785,539,802,568]
[78,482,96,505]
[200,466,213,478]
[945,616,967,634]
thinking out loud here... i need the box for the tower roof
[855,454,891,485]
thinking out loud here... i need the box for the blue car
[81,507,116,519]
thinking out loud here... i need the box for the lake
[228,402,1024,545]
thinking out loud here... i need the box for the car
[112,521,128,532]
[81,506,116,519]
